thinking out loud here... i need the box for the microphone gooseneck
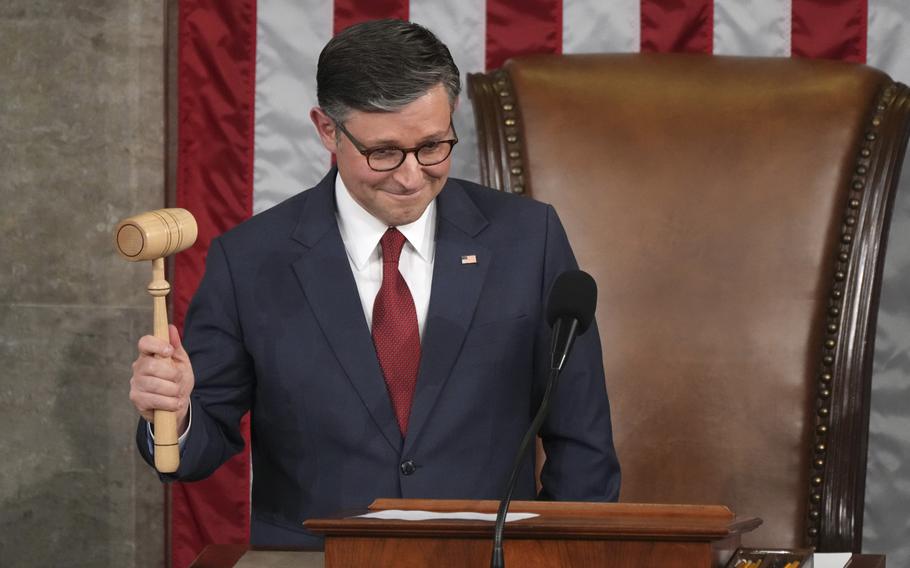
[490,270,597,568]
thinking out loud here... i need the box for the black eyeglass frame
[333,119,459,172]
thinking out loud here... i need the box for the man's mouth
[382,187,421,198]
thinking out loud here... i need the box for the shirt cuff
[145,404,192,454]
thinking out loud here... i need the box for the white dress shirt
[334,173,436,338]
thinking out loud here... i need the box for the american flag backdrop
[171,1,910,566]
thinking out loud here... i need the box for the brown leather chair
[468,54,910,552]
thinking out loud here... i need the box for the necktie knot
[380,227,407,265]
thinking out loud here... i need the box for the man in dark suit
[129,19,620,548]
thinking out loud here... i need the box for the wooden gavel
[114,208,198,473]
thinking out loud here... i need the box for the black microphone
[546,270,597,372]
[490,270,598,568]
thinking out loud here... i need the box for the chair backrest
[468,54,910,551]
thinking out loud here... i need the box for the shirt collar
[334,172,436,270]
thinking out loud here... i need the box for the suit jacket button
[400,460,417,476]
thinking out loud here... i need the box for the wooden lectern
[304,498,761,568]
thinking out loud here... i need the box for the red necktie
[372,228,421,436]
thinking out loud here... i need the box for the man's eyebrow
[365,128,452,148]
[417,128,452,143]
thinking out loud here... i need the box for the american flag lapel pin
[461,254,477,265]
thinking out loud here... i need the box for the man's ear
[310,107,339,153]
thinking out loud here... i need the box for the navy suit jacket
[138,169,620,547]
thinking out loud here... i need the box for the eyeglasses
[334,120,458,172]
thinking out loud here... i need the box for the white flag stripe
[253,0,333,213]
[713,0,791,56]
[563,0,640,55]
[868,0,910,85]
[248,0,910,206]
[410,0,487,183]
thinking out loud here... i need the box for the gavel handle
[150,257,180,473]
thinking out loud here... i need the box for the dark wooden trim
[847,555,887,568]
[816,81,910,552]
[165,0,179,211]
[190,545,884,568]
[190,544,248,568]
[163,1,180,567]
[307,500,747,542]
[467,70,525,193]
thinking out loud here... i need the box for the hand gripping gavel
[114,208,198,473]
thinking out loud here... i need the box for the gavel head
[114,208,198,261]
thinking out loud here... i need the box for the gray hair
[317,19,461,122]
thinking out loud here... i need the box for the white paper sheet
[812,552,853,568]
[355,510,539,522]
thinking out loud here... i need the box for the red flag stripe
[175,0,257,322]
[174,0,256,566]
[792,0,868,63]
[333,0,409,35]
[640,0,713,54]
[486,0,563,71]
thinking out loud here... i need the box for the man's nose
[393,152,423,189]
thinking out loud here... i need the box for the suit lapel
[403,179,490,455]
[290,171,403,454]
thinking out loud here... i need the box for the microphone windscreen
[546,270,597,333]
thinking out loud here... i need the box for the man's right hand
[129,324,195,436]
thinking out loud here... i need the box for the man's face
[311,84,455,227]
